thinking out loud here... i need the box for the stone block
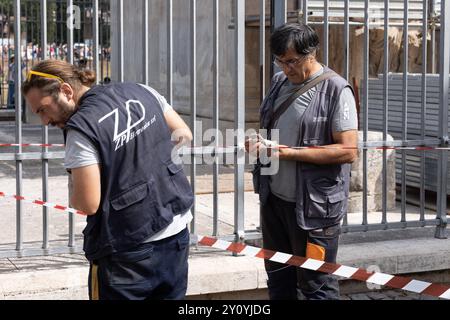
[348,131,396,213]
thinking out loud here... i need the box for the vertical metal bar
[1,2,4,107]
[234,0,245,243]
[100,1,104,81]
[259,0,265,102]
[60,1,64,60]
[343,0,349,81]
[362,0,369,228]
[31,3,35,62]
[212,0,219,236]
[67,0,74,65]
[420,0,428,223]
[14,0,23,251]
[259,0,266,235]
[82,9,86,66]
[106,1,111,79]
[41,0,49,250]
[67,0,74,247]
[93,0,100,84]
[118,0,124,81]
[24,1,27,71]
[303,0,308,25]
[24,1,28,74]
[341,0,350,229]
[401,1,408,224]
[431,2,436,74]
[273,0,286,29]
[323,0,329,65]
[0,2,3,108]
[271,0,286,77]
[382,0,389,227]
[190,0,197,235]
[143,0,149,86]
[435,0,449,239]
[60,3,64,59]
[167,0,173,104]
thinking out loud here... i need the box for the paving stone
[366,291,389,300]
[384,290,404,298]
[340,295,352,300]
[419,295,439,300]
[403,292,422,300]
[395,296,414,300]
[349,293,372,300]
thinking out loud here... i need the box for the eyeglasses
[26,70,64,83]
[273,55,307,69]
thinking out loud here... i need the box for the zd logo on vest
[98,100,156,151]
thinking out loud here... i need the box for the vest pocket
[166,161,194,213]
[110,181,151,211]
[167,162,183,175]
[305,179,346,219]
[109,180,164,240]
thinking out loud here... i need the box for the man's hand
[245,134,284,159]
[245,133,262,153]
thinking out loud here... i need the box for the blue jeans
[88,227,190,300]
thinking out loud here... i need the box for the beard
[51,97,76,128]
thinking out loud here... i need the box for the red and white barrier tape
[0,143,65,148]
[187,145,450,151]
[0,191,87,216]
[2,191,449,300]
[195,235,450,300]
[1,143,450,151]
[281,146,450,151]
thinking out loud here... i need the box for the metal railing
[270,0,448,236]
[0,0,449,259]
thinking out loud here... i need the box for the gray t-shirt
[269,67,358,202]
[65,84,192,242]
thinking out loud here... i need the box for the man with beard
[23,60,194,300]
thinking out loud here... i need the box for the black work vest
[259,67,354,230]
[65,82,194,260]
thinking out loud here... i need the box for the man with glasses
[22,60,194,300]
[247,23,358,300]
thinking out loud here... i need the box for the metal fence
[275,0,448,237]
[0,0,111,109]
[0,0,449,258]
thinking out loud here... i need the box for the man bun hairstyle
[270,23,320,57]
[22,59,96,97]
[77,69,96,87]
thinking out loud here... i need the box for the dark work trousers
[88,227,189,300]
[261,192,341,300]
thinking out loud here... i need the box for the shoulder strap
[268,70,337,130]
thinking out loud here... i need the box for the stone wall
[348,131,396,213]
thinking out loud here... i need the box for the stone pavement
[341,290,440,300]
[0,193,449,300]
[1,123,450,300]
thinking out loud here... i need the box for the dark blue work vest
[65,82,194,261]
[258,67,354,230]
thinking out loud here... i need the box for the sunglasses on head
[26,70,64,83]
